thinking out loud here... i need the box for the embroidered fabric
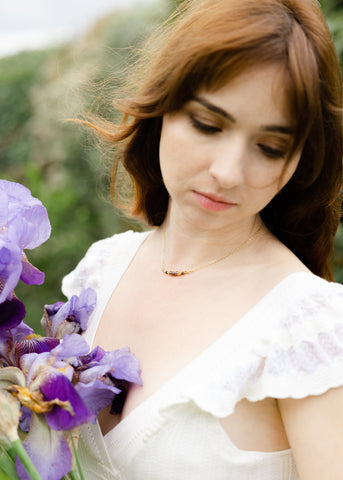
[62,230,343,480]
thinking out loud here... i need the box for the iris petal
[40,372,94,430]
[0,329,12,366]
[19,405,32,432]
[78,363,114,384]
[45,288,97,338]
[0,188,8,226]
[80,345,106,365]
[0,296,26,332]
[0,366,26,388]
[20,257,45,285]
[11,321,34,341]
[76,379,121,419]
[103,347,143,385]
[15,204,51,250]
[14,335,59,365]
[15,412,72,480]
[51,333,90,360]
[1,321,34,367]
[0,241,23,303]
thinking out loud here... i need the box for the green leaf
[0,448,19,480]
[11,439,42,480]
[0,468,13,480]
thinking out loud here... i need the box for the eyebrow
[193,96,294,135]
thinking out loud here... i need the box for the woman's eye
[190,115,221,134]
[258,144,287,159]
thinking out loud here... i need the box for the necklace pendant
[161,223,262,277]
[164,270,188,276]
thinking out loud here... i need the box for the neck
[160,212,263,274]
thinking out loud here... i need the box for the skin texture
[159,65,301,253]
[278,387,343,479]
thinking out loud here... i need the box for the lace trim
[186,318,343,417]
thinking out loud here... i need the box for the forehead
[195,64,293,127]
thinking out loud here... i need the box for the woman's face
[159,64,302,232]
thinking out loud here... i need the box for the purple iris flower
[1,329,142,478]
[0,363,73,480]
[21,333,89,386]
[42,288,97,339]
[0,320,59,368]
[15,333,60,367]
[79,344,105,364]
[0,180,51,304]
[76,379,121,418]
[0,294,26,332]
[75,346,142,417]
[0,180,51,250]
[19,334,95,430]
[1,215,46,291]
[0,237,23,303]
[0,321,33,366]
[0,187,8,226]
[50,332,90,360]
[79,347,142,385]
[19,405,32,432]
[0,180,46,226]
[40,372,95,430]
[15,412,72,480]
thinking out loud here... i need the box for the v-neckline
[86,230,312,443]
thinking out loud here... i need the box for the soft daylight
[1,0,343,479]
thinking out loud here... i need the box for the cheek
[245,163,293,191]
[159,117,196,182]
[160,116,183,163]
[159,122,183,188]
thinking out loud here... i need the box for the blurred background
[1,0,343,332]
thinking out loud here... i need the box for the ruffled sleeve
[61,234,127,299]
[182,272,343,418]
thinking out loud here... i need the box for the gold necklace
[161,224,263,276]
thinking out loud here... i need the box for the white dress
[62,230,343,480]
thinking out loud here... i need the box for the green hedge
[1,0,343,331]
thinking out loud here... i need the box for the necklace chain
[161,224,263,277]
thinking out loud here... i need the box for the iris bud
[0,390,20,447]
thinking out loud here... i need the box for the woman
[62,0,343,478]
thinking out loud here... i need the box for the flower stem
[11,439,42,480]
[6,446,16,462]
[70,432,85,480]
[67,471,79,480]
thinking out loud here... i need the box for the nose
[208,135,246,188]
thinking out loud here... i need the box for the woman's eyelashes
[257,144,287,159]
[189,115,222,134]
[189,114,289,159]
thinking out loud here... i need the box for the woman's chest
[93,270,256,407]
[94,274,289,453]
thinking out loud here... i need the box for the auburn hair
[88,0,343,280]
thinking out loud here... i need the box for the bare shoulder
[252,229,310,279]
[278,386,343,479]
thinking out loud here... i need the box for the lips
[193,191,236,212]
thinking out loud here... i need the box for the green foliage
[0,50,51,169]
[1,1,170,332]
[321,0,343,64]
[2,0,343,332]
